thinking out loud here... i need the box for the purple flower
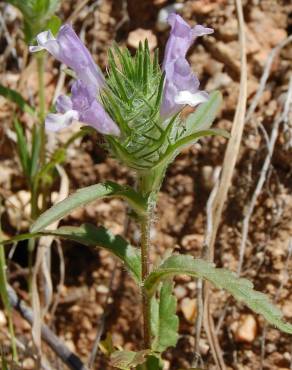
[30,25,105,89]
[45,80,120,136]
[30,25,120,136]
[161,14,213,118]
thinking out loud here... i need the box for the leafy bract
[151,281,179,353]
[144,255,292,335]
[31,181,147,232]
[0,224,141,282]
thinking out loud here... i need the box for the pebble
[180,297,197,323]
[22,358,35,370]
[233,314,257,343]
[174,285,187,300]
[127,29,157,51]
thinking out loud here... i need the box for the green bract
[102,42,228,194]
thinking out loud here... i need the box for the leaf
[136,355,163,370]
[110,350,150,370]
[0,84,35,115]
[45,14,61,35]
[31,181,147,232]
[155,128,229,169]
[0,224,141,282]
[13,119,31,179]
[184,91,223,135]
[99,333,115,356]
[48,224,141,282]
[29,125,41,179]
[151,281,179,353]
[144,255,292,335]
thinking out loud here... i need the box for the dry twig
[7,285,89,370]
[202,0,247,368]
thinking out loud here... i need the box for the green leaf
[144,255,292,335]
[154,128,229,169]
[110,350,150,370]
[184,91,223,135]
[137,355,163,370]
[46,14,61,35]
[13,119,31,179]
[29,125,41,179]
[151,281,179,353]
[47,224,141,282]
[0,85,35,115]
[31,181,147,232]
[0,224,141,282]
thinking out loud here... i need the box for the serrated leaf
[110,350,150,369]
[151,281,179,353]
[144,255,292,335]
[0,85,35,115]
[184,91,223,135]
[0,224,141,282]
[31,181,147,232]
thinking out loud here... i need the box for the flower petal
[174,90,209,107]
[45,110,79,132]
[79,100,120,137]
[161,14,213,118]
[55,95,73,113]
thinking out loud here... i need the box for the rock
[205,39,241,77]
[156,3,183,31]
[22,358,35,370]
[191,1,219,14]
[174,285,187,300]
[181,297,197,323]
[282,301,292,318]
[206,72,232,91]
[233,314,257,343]
[127,29,157,51]
[218,19,238,42]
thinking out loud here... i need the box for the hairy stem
[140,213,152,348]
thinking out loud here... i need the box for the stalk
[36,52,46,167]
[140,212,152,348]
[138,171,162,350]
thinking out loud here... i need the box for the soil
[0,0,292,369]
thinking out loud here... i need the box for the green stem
[140,213,152,348]
[36,52,46,168]
[138,170,163,349]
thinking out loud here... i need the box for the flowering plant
[2,13,292,370]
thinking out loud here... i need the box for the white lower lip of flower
[29,30,56,53]
[45,110,79,132]
[174,90,209,107]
